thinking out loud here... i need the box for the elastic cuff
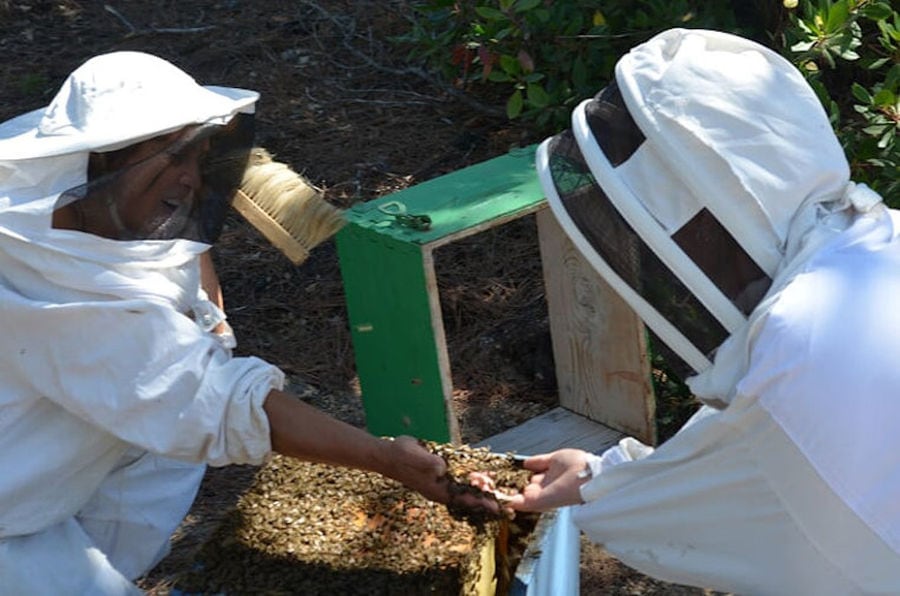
[577,453,604,504]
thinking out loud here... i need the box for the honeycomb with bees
[176,442,539,595]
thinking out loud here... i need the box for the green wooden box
[336,147,545,442]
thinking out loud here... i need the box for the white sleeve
[4,294,283,466]
[579,436,655,503]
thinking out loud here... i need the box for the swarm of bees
[176,443,539,595]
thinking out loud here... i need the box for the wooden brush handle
[232,189,309,265]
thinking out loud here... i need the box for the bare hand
[502,449,591,512]
[381,436,500,517]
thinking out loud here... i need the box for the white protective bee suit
[537,29,900,594]
[0,52,283,594]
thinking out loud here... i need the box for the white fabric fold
[574,397,900,593]
[688,185,885,405]
[746,207,900,554]
[0,273,283,536]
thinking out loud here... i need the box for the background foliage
[398,0,898,201]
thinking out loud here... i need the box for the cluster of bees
[176,443,538,595]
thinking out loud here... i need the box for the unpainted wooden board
[536,209,656,445]
[475,407,624,456]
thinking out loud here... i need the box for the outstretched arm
[263,388,497,511]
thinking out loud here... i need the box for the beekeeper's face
[105,128,211,238]
[53,114,255,244]
[51,126,216,241]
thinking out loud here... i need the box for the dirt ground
[1,1,716,594]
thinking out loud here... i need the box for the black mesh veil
[53,113,254,244]
[545,130,727,377]
[581,87,771,318]
[542,82,772,377]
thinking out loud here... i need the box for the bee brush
[231,147,345,265]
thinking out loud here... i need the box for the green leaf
[886,64,900,90]
[499,53,520,74]
[507,89,524,119]
[791,39,816,52]
[851,82,872,103]
[514,0,542,12]
[495,27,514,41]
[825,1,850,33]
[873,89,896,106]
[797,18,814,35]
[475,6,507,21]
[861,2,894,21]
[527,83,551,108]
[863,124,889,135]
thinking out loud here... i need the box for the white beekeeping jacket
[0,52,283,539]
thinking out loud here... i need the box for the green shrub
[398,0,898,200]
[785,0,898,199]
[397,1,738,128]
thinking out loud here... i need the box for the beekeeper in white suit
[499,28,900,594]
[0,52,494,595]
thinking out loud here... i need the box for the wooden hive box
[335,145,655,447]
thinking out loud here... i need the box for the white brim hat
[0,51,259,160]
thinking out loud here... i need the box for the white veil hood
[0,52,280,472]
[536,28,883,403]
[0,51,258,255]
[0,51,260,297]
[615,28,850,273]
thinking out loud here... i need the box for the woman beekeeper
[0,52,490,594]
[501,28,900,593]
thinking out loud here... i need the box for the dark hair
[87,146,138,181]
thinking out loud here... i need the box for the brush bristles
[235,148,345,264]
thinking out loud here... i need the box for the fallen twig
[104,4,216,37]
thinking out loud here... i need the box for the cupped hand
[502,448,591,512]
